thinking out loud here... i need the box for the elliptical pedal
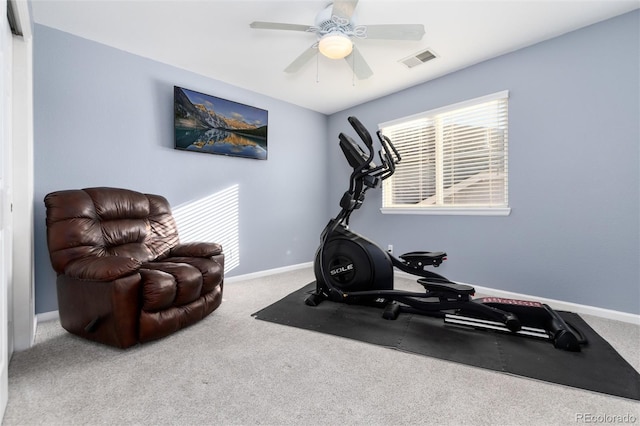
[400,251,447,268]
[417,278,475,296]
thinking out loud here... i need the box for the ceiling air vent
[400,49,436,68]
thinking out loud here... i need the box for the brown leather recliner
[44,187,224,348]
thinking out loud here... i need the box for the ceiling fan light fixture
[318,32,353,59]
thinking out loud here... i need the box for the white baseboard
[34,264,639,326]
[395,271,639,325]
[225,262,313,283]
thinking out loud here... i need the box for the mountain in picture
[174,86,267,138]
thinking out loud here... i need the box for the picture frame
[174,86,268,160]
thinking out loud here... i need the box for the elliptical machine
[305,116,586,352]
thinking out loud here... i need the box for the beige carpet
[4,267,639,425]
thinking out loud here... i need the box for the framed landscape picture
[174,86,268,160]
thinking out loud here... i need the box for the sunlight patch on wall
[172,184,240,272]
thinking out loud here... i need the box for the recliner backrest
[45,187,180,274]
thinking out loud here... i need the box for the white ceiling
[31,0,639,115]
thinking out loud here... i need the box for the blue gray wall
[34,11,639,316]
[34,25,329,313]
[328,10,639,314]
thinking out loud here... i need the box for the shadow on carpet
[253,282,640,401]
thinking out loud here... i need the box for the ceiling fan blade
[284,45,318,73]
[331,0,359,22]
[345,45,373,80]
[250,21,313,32]
[363,24,425,40]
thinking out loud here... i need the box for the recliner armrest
[64,256,142,281]
[169,242,222,258]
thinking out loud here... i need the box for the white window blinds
[379,91,510,215]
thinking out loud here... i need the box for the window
[379,91,510,216]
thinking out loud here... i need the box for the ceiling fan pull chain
[316,50,320,83]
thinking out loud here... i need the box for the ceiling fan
[249,0,425,80]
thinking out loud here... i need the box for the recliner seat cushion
[162,256,223,294]
[140,269,177,312]
[141,262,203,307]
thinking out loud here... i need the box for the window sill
[380,207,511,216]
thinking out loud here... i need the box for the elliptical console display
[306,116,586,352]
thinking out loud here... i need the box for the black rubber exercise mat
[253,282,640,401]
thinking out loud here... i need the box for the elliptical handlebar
[377,130,401,164]
[348,116,374,150]
[324,116,399,230]
[376,131,400,181]
[334,116,402,226]
[344,116,400,183]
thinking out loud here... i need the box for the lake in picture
[174,86,268,160]
[175,127,267,160]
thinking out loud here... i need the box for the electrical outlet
[387,244,393,254]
